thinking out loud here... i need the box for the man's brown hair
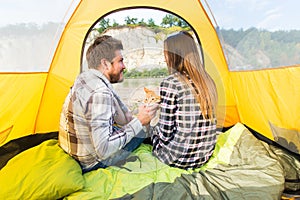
[86,35,123,69]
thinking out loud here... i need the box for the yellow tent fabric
[231,66,300,139]
[35,0,235,133]
[0,0,299,150]
[0,73,47,142]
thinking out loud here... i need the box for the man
[59,35,157,173]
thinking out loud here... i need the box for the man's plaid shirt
[152,73,217,169]
[59,69,143,171]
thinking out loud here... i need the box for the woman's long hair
[164,31,218,119]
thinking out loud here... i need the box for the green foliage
[220,28,300,68]
[147,18,157,28]
[124,67,168,78]
[125,16,138,25]
[94,15,300,69]
[161,14,189,28]
[96,18,110,33]
[112,20,119,27]
[161,14,175,27]
[96,13,189,34]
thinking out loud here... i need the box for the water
[113,78,163,112]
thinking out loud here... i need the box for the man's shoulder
[74,71,105,88]
[72,72,110,101]
[76,70,95,80]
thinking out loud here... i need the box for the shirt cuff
[129,117,144,135]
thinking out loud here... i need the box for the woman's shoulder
[160,74,186,95]
[162,74,180,83]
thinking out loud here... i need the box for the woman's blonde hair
[164,31,218,119]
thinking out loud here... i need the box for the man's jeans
[82,130,146,173]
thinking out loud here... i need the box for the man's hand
[136,103,160,126]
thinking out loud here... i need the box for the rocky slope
[83,26,167,71]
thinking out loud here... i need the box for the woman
[151,31,218,169]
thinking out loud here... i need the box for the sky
[0,0,76,27]
[0,0,300,30]
[206,0,300,30]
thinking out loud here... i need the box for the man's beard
[109,71,124,83]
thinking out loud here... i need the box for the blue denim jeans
[82,130,146,173]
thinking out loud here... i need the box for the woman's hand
[136,103,160,126]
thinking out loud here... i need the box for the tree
[174,16,189,28]
[147,18,157,28]
[124,68,168,78]
[125,16,138,25]
[97,18,110,33]
[161,14,189,28]
[161,14,176,27]
[112,20,119,27]
[138,18,147,26]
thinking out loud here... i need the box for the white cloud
[107,8,167,25]
[264,7,281,16]
[0,0,77,27]
[0,0,299,30]
[249,0,270,11]
[257,12,282,30]
[209,0,299,30]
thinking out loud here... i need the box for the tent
[0,0,299,199]
[1,0,299,147]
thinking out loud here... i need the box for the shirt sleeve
[152,77,192,165]
[86,90,143,160]
[152,78,177,148]
[151,76,217,168]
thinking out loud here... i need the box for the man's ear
[100,58,110,70]
[100,58,107,67]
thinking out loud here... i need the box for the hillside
[219,28,300,70]
[82,26,167,72]
[85,26,300,71]
[0,23,299,72]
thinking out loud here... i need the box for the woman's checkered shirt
[151,74,217,169]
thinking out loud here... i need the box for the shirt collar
[89,68,113,89]
[88,68,125,104]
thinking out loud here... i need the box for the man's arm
[87,91,144,160]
